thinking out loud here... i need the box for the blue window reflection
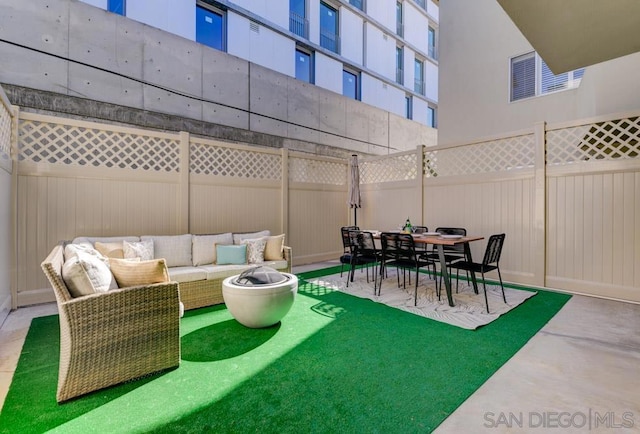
[196,6,225,51]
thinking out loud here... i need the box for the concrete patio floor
[1,261,639,433]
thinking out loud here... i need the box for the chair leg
[498,267,506,303]
[482,272,489,313]
[414,267,419,306]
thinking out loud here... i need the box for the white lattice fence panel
[18,120,180,172]
[190,142,281,180]
[0,102,11,168]
[547,116,640,165]
[289,156,345,185]
[424,135,536,178]
[361,153,417,184]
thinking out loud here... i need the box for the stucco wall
[438,0,640,146]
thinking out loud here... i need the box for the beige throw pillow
[264,234,285,261]
[109,258,170,288]
[95,241,125,259]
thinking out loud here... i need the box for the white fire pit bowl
[222,268,298,328]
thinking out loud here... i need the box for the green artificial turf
[0,268,571,433]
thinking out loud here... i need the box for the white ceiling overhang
[496,0,640,74]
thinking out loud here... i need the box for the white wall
[315,52,343,94]
[366,0,395,35]
[438,0,640,145]
[361,73,405,116]
[339,7,363,65]
[227,12,295,77]
[230,0,289,29]
[403,2,428,55]
[364,23,395,81]
[127,0,194,40]
[427,0,439,21]
[404,47,416,93]
[412,96,430,126]
[425,61,438,101]
[80,0,106,8]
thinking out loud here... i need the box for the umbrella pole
[354,207,357,227]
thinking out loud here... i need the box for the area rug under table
[307,268,536,329]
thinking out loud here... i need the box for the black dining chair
[380,232,435,305]
[348,231,383,291]
[450,233,506,313]
[340,226,359,277]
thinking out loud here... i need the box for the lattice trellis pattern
[361,153,418,184]
[18,120,180,172]
[547,117,640,165]
[0,103,11,164]
[424,135,536,178]
[191,142,281,180]
[289,156,346,185]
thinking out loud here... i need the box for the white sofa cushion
[141,234,192,267]
[192,233,233,266]
[62,251,118,297]
[232,230,270,245]
[198,264,255,281]
[264,260,288,270]
[72,236,140,249]
[167,266,207,283]
[123,239,154,261]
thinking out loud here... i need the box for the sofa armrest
[55,281,180,402]
[283,246,292,273]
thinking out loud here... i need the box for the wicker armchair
[41,242,181,403]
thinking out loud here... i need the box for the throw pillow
[241,237,267,264]
[264,234,285,261]
[192,233,233,266]
[64,243,106,262]
[61,252,118,297]
[123,239,154,261]
[141,234,192,267]
[109,258,170,288]
[232,230,270,245]
[216,244,247,265]
[95,241,125,259]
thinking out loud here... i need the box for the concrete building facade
[0,0,439,156]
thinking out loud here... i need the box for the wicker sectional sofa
[69,231,292,310]
[40,230,291,402]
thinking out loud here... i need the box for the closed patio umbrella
[348,154,361,226]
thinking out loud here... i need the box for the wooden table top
[371,232,484,245]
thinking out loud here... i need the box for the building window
[349,0,364,11]
[414,58,424,95]
[396,46,404,85]
[510,52,585,102]
[414,0,426,10]
[196,6,225,52]
[405,95,413,120]
[295,49,314,83]
[428,26,437,60]
[290,0,308,38]
[320,2,340,54]
[108,0,125,15]
[343,70,360,100]
[396,2,403,37]
[427,106,437,128]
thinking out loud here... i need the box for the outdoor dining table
[371,232,484,307]
[414,235,484,307]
